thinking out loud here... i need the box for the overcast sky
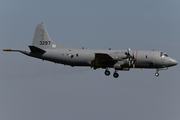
[0,0,180,120]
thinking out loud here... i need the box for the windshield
[164,54,168,57]
[160,52,168,57]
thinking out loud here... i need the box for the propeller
[125,48,132,65]
[125,48,136,69]
[132,52,136,69]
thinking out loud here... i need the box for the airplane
[3,23,178,78]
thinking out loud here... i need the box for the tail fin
[32,23,68,49]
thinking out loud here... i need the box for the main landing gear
[104,70,110,76]
[104,69,119,78]
[113,71,119,78]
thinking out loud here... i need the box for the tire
[105,70,110,76]
[113,73,119,78]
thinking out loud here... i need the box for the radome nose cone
[170,58,178,66]
[174,59,178,65]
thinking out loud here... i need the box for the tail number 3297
[40,41,51,45]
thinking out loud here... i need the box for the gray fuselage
[21,48,177,69]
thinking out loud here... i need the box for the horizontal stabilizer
[29,46,46,52]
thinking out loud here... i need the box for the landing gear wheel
[105,70,110,76]
[113,73,119,78]
[155,72,159,77]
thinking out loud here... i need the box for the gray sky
[0,0,180,120]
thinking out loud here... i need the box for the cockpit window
[164,54,168,57]
[160,52,168,57]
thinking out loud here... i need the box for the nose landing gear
[155,70,159,77]
[155,72,159,77]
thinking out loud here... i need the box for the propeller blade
[133,64,135,70]
[132,52,134,59]
[129,57,132,66]
[127,48,131,54]
[132,51,136,69]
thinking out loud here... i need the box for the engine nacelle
[113,61,130,71]
[109,52,126,61]
[113,61,124,69]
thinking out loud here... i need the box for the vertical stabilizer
[32,23,68,49]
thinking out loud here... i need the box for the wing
[91,53,114,69]
[91,52,127,69]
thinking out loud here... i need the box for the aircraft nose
[170,58,178,66]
